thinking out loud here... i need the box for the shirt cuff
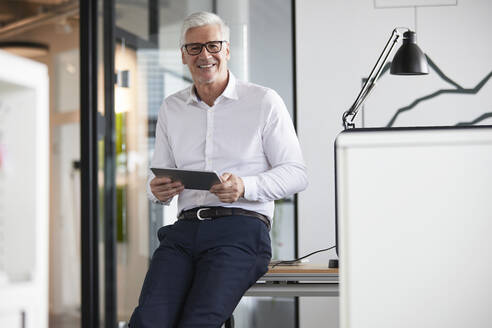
[148,190,172,205]
[242,176,258,201]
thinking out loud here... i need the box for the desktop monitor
[335,126,492,328]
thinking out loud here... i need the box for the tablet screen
[150,168,222,190]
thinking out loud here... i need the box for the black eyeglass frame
[182,40,228,56]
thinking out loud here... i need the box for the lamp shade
[390,31,428,75]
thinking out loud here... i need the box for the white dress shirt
[148,72,308,221]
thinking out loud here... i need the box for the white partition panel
[336,127,492,328]
[0,50,49,328]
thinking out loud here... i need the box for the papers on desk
[269,259,310,266]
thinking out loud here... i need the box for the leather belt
[178,206,270,230]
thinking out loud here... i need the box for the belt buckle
[196,208,212,220]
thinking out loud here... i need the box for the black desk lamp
[341,28,429,130]
[330,28,429,269]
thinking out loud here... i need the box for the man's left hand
[210,172,245,203]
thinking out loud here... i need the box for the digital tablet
[150,167,223,190]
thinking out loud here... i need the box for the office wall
[296,0,492,326]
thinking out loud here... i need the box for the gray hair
[180,11,230,46]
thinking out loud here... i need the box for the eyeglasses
[182,40,227,56]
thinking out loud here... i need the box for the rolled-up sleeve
[242,90,308,202]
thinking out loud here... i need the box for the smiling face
[181,24,230,87]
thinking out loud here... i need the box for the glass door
[92,1,298,326]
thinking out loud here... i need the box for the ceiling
[0,0,74,28]
[0,0,78,39]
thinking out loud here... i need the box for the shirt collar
[186,85,200,104]
[221,71,239,101]
[185,71,239,105]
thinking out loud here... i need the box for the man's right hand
[150,177,184,202]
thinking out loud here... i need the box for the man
[129,11,307,328]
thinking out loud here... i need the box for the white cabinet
[0,50,49,328]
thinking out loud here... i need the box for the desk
[245,264,339,297]
[225,265,338,328]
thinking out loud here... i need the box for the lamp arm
[342,28,407,130]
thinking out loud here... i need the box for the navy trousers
[128,215,272,328]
